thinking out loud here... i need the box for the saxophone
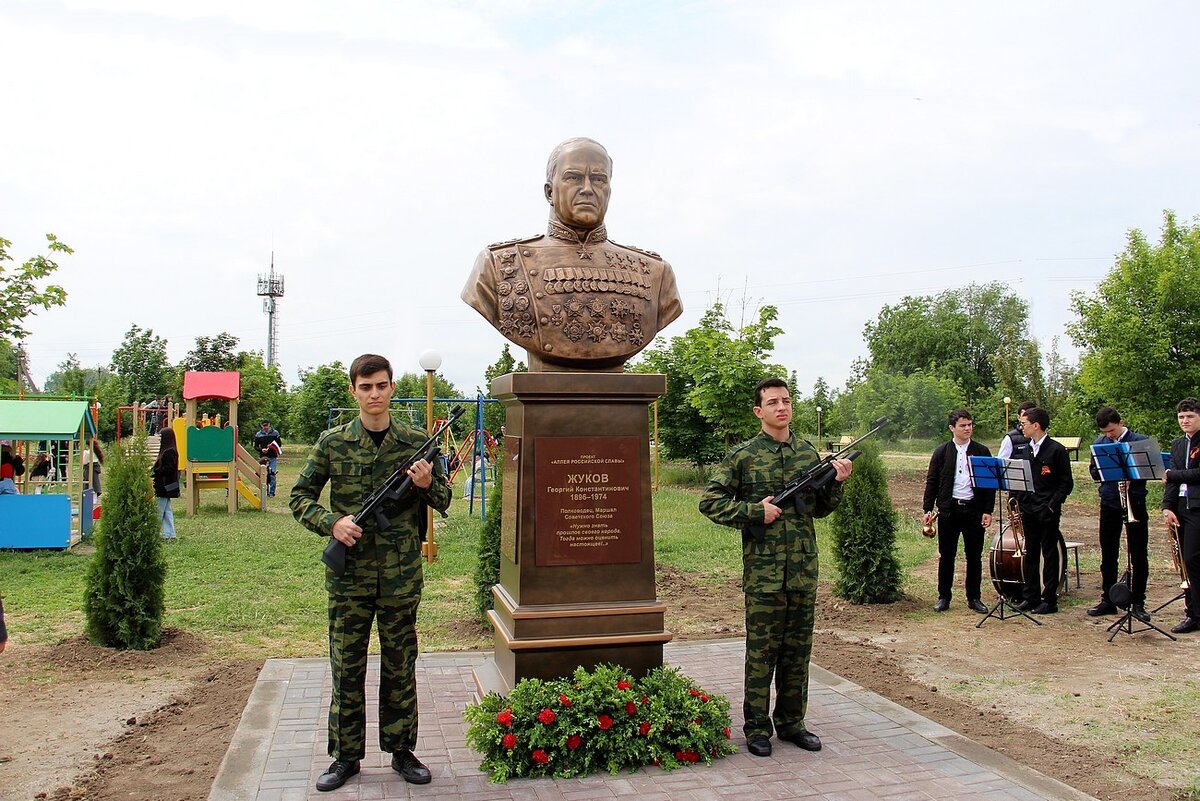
[1168,516,1190,590]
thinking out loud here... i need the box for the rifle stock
[320,406,464,577]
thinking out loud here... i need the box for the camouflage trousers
[327,592,420,761]
[743,588,815,738]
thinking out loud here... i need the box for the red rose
[496,708,513,727]
[688,688,700,697]
[558,694,572,707]
[567,734,582,750]
[532,749,549,765]
[639,720,652,736]
[700,694,709,702]
[626,701,637,716]
[723,726,731,739]
[641,696,650,705]
[693,717,703,725]
[538,708,557,725]
[616,680,631,691]
[597,714,614,730]
[502,733,517,749]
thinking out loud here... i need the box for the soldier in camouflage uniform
[699,377,852,758]
[290,354,452,792]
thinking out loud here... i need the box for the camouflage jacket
[699,431,843,593]
[290,417,452,598]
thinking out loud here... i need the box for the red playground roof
[182,371,241,401]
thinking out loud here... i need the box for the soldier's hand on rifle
[407,459,433,490]
[762,496,783,524]
[332,515,363,547]
[832,458,853,482]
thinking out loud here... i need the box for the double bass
[989,494,1068,601]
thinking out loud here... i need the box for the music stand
[1090,440,1176,641]
[970,456,1040,628]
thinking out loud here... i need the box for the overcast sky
[4,1,1199,401]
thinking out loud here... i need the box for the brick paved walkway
[209,640,1096,801]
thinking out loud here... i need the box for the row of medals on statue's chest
[495,247,651,346]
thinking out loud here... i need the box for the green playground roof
[0,399,96,440]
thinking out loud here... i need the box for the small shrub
[464,663,735,783]
[83,433,167,649]
[830,443,902,604]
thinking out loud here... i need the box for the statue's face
[545,142,611,229]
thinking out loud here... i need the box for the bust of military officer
[462,138,683,371]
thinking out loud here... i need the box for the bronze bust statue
[462,138,682,371]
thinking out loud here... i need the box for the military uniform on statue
[1087,408,1150,621]
[1011,408,1074,614]
[1163,398,1200,635]
[922,410,995,613]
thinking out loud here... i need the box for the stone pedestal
[473,372,672,697]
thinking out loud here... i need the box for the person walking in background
[153,428,181,540]
[699,377,852,758]
[922,409,995,613]
[82,439,104,496]
[254,419,283,498]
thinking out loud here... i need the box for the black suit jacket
[923,439,996,516]
[1163,432,1200,512]
[1014,436,1074,517]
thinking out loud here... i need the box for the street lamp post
[418,349,442,563]
[816,406,823,449]
[1003,396,1012,432]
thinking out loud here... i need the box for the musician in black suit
[922,410,995,613]
[1012,407,1074,614]
[1086,407,1151,621]
[996,400,1037,460]
[1163,397,1200,634]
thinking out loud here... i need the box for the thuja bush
[830,443,902,604]
[473,483,503,622]
[84,433,167,649]
[464,663,735,783]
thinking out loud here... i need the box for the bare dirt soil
[1,472,1193,800]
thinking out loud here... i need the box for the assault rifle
[322,405,465,576]
[746,416,889,543]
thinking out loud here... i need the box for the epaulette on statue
[488,234,543,250]
[609,239,662,260]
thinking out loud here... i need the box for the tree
[480,344,526,436]
[236,351,289,445]
[1071,210,1200,443]
[636,339,725,471]
[83,434,166,650]
[829,444,902,604]
[110,325,171,403]
[838,369,964,439]
[0,234,70,342]
[862,282,1031,402]
[43,353,100,397]
[473,484,503,622]
[288,362,354,444]
[181,332,241,373]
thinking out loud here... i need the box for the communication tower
[256,253,286,367]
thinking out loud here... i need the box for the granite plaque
[534,436,641,566]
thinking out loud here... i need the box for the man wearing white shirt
[922,410,995,613]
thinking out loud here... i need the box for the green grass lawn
[0,452,1090,660]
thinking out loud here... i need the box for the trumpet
[921,510,938,538]
[1006,494,1027,556]
[1118,480,1135,523]
[1167,515,1190,590]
